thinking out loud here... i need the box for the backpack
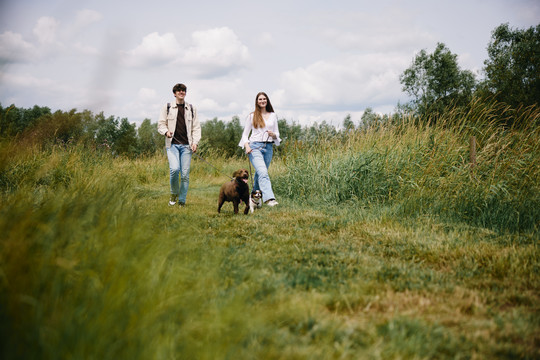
[167,102,194,119]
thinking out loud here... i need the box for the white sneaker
[168,194,178,206]
[265,199,279,207]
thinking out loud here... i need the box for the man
[158,83,201,207]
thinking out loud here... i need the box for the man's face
[174,89,186,102]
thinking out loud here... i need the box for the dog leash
[192,152,235,181]
[170,134,234,181]
[170,129,273,185]
[248,161,254,188]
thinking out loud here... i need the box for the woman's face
[257,95,267,109]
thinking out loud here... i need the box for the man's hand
[191,144,198,153]
[166,131,173,138]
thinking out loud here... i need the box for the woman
[239,92,281,207]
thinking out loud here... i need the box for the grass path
[122,158,539,359]
[1,154,538,359]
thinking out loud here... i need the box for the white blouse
[238,112,282,148]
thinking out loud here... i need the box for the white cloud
[1,13,104,64]
[137,87,158,102]
[313,8,436,55]
[182,27,250,77]
[324,28,435,53]
[73,42,99,55]
[0,71,77,103]
[82,88,123,114]
[33,16,60,45]
[63,10,104,56]
[122,32,181,68]
[1,71,47,88]
[122,27,250,77]
[0,31,36,63]
[197,98,242,114]
[74,9,103,29]
[278,53,408,110]
[198,98,220,111]
[113,87,160,124]
[259,32,275,46]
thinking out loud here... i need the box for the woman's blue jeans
[166,144,192,204]
[249,142,275,202]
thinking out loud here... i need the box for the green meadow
[1,102,539,359]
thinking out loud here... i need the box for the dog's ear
[232,169,240,178]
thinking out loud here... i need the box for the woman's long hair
[252,92,275,129]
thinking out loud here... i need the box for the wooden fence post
[469,136,477,168]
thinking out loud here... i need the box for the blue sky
[0,0,538,127]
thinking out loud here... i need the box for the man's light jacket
[157,102,201,149]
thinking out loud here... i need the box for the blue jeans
[166,144,192,203]
[249,142,275,202]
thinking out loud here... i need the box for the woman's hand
[245,143,252,154]
[267,131,277,139]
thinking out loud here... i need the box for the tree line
[1,23,537,158]
[0,103,378,157]
[400,23,539,118]
[0,106,161,156]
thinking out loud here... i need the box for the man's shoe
[168,194,178,206]
[178,202,185,207]
[265,199,279,207]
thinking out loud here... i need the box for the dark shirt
[172,103,189,145]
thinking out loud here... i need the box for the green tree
[79,110,99,146]
[115,118,138,155]
[0,104,52,137]
[17,108,84,147]
[278,119,302,143]
[200,118,226,155]
[342,114,355,132]
[200,117,243,157]
[303,121,337,143]
[95,113,119,150]
[360,107,382,129]
[225,116,243,157]
[137,119,160,155]
[400,42,476,118]
[480,23,540,108]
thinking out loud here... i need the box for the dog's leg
[249,196,255,213]
[243,196,250,214]
[233,199,239,214]
[242,194,251,215]
[217,195,224,213]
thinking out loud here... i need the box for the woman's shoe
[265,199,279,207]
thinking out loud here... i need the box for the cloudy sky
[0,0,538,128]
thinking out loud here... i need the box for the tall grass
[274,100,540,233]
[0,101,538,359]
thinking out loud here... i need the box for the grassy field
[1,104,539,359]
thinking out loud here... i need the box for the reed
[274,101,540,233]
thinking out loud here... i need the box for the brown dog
[218,169,250,214]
